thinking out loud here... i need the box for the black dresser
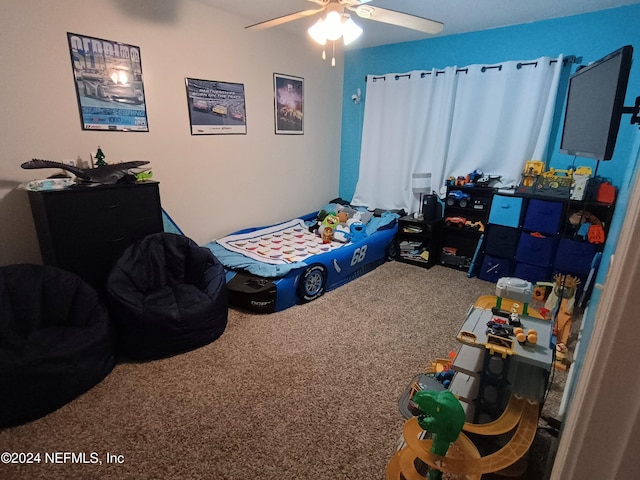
[28,182,163,289]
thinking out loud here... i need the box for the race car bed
[205,202,399,313]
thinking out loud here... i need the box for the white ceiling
[199,0,640,49]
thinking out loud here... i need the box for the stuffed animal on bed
[333,224,351,243]
[308,209,328,234]
[321,227,334,244]
[349,221,367,243]
[318,213,340,238]
[346,211,363,227]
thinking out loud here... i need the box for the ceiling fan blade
[245,7,326,30]
[351,5,443,35]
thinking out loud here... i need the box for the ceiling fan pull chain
[331,41,336,67]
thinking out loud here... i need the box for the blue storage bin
[553,239,597,275]
[478,254,513,283]
[522,199,563,234]
[515,232,557,267]
[488,195,523,228]
[484,225,519,259]
[514,262,552,284]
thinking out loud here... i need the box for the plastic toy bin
[522,199,563,234]
[515,232,558,267]
[488,195,523,228]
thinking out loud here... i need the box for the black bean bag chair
[106,232,228,360]
[0,264,116,428]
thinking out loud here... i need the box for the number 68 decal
[350,245,367,266]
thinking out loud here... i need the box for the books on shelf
[399,241,429,262]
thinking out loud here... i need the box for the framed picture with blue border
[67,32,148,132]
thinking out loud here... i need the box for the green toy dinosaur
[411,390,466,480]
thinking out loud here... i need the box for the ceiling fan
[246,0,444,64]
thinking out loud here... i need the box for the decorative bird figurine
[21,158,150,185]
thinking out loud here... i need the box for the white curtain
[351,55,564,213]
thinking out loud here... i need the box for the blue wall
[340,4,640,202]
[339,3,640,410]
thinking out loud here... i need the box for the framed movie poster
[273,73,303,135]
[185,78,247,135]
[67,33,149,132]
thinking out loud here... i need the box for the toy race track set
[389,277,555,479]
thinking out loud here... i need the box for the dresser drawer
[28,182,163,288]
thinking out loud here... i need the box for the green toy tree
[94,146,107,167]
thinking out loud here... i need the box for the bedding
[205,203,400,313]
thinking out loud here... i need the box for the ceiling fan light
[308,18,327,45]
[342,17,362,45]
[323,11,343,41]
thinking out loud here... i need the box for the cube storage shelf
[477,191,616,303]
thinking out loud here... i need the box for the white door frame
[551,167,640,478]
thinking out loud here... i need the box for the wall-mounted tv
[560,45,633,161]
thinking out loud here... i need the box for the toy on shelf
[517,161,595,199]
[21,158,150,185]
[571,166,592,201]
[517,160,544,194]
[569,210,605,244]
[446,190,471,208]
[445,170,501,189]
[136,170,153,182]
[94,145,107,167]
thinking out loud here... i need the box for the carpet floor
[0,262,568,479]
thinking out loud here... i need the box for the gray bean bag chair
[106,233,228,360]
[0,264,116,428]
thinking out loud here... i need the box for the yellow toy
[524,160,544,176]
[387,394,539,479]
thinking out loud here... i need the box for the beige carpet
[1,262,561,479]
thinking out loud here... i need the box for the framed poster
[273,73,303,135]
[67,33,148,132]
[185,78,247,135]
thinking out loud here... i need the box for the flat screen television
[560,45,633,160]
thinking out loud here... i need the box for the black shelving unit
[441,185,495,271]
[395,216,443,269]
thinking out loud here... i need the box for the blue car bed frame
[205,205,399,313]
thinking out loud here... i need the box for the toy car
[445,216,467,227]
[446,190,471,208]
[465,220,485,232]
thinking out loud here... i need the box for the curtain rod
[365,55,579,82]
[368,68,468,82]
